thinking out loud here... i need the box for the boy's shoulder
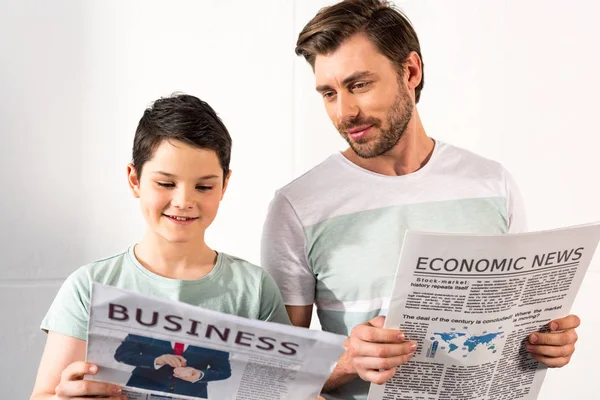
[67,247,133,286]
[218,252,264,276]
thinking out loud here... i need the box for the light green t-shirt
[41,246,291,340]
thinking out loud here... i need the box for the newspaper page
[86,283,346,400]
[368,223,600,400]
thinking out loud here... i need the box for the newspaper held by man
[87,283,346,400]
[368,223,600,400]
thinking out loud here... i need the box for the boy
[30,94,290,399]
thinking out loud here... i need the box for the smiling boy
[30,94,290,400]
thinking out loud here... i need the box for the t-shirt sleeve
[40,266,91,341]
[504,168,528,233]
[260,190,316,306]
[258,271,292,325]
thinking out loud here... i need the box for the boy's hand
[526,314,580,367]
[347,316,416,384]
[54,361,126,399]
[155,354,187,368]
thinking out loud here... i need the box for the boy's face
[127,139,230,244]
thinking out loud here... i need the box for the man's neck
[342,110,434,176]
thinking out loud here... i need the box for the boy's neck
[134,234,218,280]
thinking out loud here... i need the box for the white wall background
[1,0,599,398]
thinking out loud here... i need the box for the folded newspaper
[86,283,346,400]
[368,222,600,400]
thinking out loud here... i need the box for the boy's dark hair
[296,0,424,103]
[132,94,232,182]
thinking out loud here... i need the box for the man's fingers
[529,352,571,368]
[529,329,578,346]
[527,343,575,358]
[368,315,387,328]
[351,324,405,344]
[358,365,398,385]
[549,314,581,331]
[354,352,415,371]
[348,340,416,359]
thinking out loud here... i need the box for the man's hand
[173,366,203,382]
[526,314,580,367]
[155,354,187,368]
[346,316,416,384]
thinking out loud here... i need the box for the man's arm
[322,316,416,391]
[286,305,313,328]
[286,305,417,391]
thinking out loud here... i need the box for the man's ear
[404,51,423,97]
[127,163,141,198]
[221,170,232,200]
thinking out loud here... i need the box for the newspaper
[86,283,346,400]
[368,223,600,400]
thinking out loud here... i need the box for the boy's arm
[30,331,122,400]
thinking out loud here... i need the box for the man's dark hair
[296,0,424,103]
[132,94,232,182]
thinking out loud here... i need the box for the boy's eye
[196,185,213,192]
[157,182,175,188]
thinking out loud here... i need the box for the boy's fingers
[56,379,122,397]
[61,362,97,381]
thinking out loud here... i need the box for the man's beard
[337,86,414,159]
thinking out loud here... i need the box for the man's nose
[336,93,359,123]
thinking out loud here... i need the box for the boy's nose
[172,188,195,209]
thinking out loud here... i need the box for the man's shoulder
[435,140,507,180]
[275,154,343,202]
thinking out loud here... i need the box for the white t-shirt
[260,140,526,400]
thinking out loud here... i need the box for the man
[114,334,231,398]
[261,1,580,399]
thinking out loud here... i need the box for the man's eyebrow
[316,71,376,93]
[152,171,220,180]
[341,71,375,86]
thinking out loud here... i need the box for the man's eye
[352,82,369,91]
[157,182,175,188]
[196,186,213,191]
[323,91,336,99]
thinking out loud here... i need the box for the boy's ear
[127,163,141,198]
[221,170,232,200]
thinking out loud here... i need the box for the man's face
[128,139,229,244]
[314,34,414,158]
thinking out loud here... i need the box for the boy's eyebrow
[316,71,375,93]
[153,171,221,180]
